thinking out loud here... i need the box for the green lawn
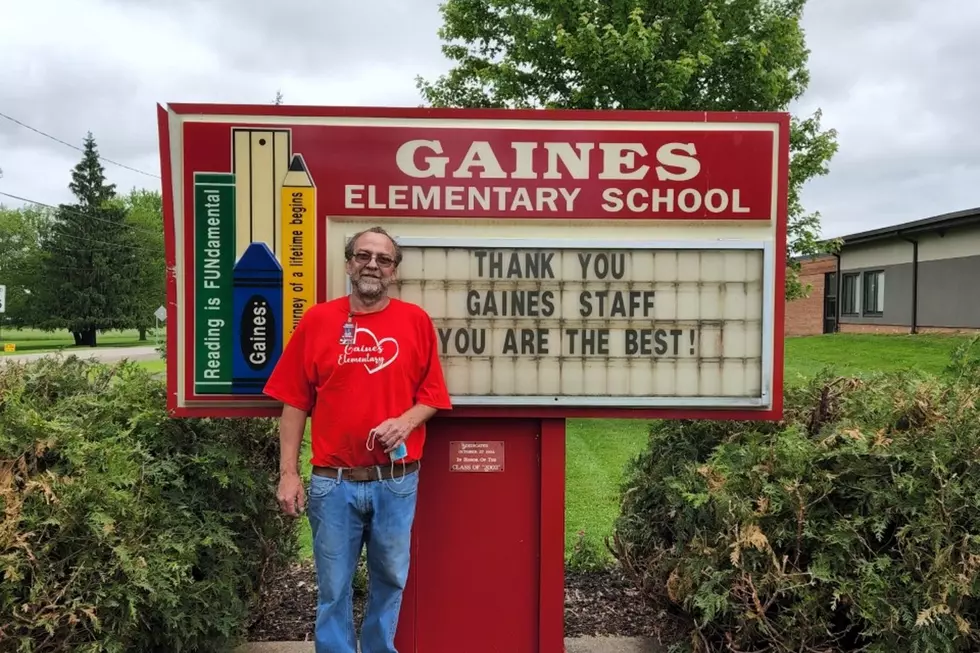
[139,359,167,375]
[1,327,162,355]
[565,418,650,556]
[132,332,976,564]
[783,332,968,380]
[563,332,975,563]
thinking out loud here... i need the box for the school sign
[157,104,788,419]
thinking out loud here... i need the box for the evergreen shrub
[0,356,297,652]
[611,337,980,652]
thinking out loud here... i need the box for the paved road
[0,345,161,365]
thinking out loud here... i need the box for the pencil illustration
[231,241,283,394]
[232,128,291,260]
[280,153,316,346]
[193,171,235,395]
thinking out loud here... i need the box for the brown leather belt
[312,460,419,482]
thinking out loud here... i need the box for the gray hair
[344,226,402,267]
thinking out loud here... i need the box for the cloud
[0,0,446,206]
[2,0,978,243]
[793,0,980,237]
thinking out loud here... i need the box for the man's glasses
[351,251,396,268]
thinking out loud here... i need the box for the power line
[0,110,160,179]
[0,191,162,238]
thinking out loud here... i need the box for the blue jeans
[306,467,420,653]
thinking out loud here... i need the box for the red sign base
[395,417,566,652]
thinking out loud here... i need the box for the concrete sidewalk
[236,637,662,652]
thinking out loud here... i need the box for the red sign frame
[157,102,789,653]
[157,103,788,422]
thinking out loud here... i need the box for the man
[263,226,452,653]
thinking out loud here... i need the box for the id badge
[340,317,356,345]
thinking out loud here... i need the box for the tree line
[0,133,165,346]
[1,0,839,351]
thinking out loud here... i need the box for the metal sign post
[154,305,167,346]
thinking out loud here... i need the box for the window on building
[862,270,884,316]
[825,272,837,298]
[841,273,859,315]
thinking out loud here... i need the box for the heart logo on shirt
[337,326,400,374]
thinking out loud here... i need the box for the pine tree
[35,133,136,346]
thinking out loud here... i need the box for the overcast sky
[1,0,977,240]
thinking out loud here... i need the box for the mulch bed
[246,560,686,644]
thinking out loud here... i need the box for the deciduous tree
[417,0,839,298]
[109,188,166,341]
[0,204,49,327]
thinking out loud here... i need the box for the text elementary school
[344,138,757,216]
[157,103,788,420]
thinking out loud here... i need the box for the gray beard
[353,277,386,302]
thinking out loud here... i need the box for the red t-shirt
[262,296,452,468]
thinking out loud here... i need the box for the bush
[0,356,298,653]
[567,529,609,572]
[611,337,980,653]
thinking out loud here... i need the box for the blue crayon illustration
[232,241,283,394]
